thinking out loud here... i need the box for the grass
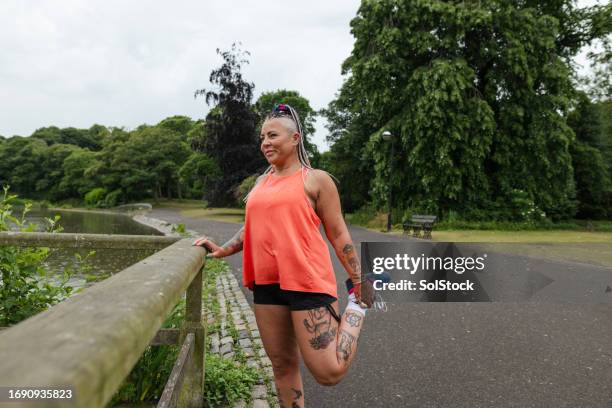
[384,229,612,267]
[427,229,612,243]
[180,208,245,223]
[153,199,245,223]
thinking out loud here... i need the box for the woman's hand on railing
[192,237,227,258]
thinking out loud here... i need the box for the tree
[192,44,266,206]
[0,137,46,197]
[31,126,105,151]
[109,126,191,201]
[567,91,611,218]
[35,144,81,201]
[157,115,195,136]
[324,0,610,220]
[60,149,100,199]
[178,153,220,199]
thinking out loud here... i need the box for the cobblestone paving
[208,267,280,408]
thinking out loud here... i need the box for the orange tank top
[242,166,338,299]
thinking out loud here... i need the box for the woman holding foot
[193,103,374,408]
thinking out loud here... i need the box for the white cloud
[0,0,361,151]
[0,0,604,152]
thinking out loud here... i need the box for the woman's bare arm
[309,170,373,306]
[221,227,245,255]
[193,174,264,257]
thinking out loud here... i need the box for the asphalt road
[149,208,612,408]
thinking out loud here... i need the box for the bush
[0,186,75,326]
[84,187,107,207]
[103,189,123,208]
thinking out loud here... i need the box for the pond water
[19,208,165,289]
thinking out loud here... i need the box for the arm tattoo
[221,226,244,255]
[344,311,363,328]
[342,243,362,282]
[337,329,356,361]
[303,307,337,350]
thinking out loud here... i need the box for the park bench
[403,215,437,239]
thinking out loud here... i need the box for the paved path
[150,208,612,408]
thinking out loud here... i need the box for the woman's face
[260,118,299,165]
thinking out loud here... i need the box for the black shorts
[253,283,337,311]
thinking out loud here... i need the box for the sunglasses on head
[272,104,292,115]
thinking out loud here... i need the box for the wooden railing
[0,232,208,408]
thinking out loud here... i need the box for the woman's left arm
[312,171,373,306]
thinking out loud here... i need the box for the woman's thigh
[290,301,342,378]
[255,304,301,374]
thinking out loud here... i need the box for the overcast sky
[0,0,604,152]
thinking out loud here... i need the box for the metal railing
[0,232,208,408]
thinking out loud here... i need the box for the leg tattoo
[344,311,363,328]
[291,388,303,400]
[337,329,357,362]
[303,307,337,350]
[291,387,302,408]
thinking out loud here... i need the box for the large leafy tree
[567,91,611,219]
[31,125,106,151]
[0,137,46,197]
[192,44,266,206]
[324,0,610,220]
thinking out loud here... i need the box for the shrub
[84,187,107,207]
[103,189,123,208]
[0,186,75,326]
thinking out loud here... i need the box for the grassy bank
[154,199,245,223]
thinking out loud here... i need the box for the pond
[21,208,165,289]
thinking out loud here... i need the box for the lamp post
[382,130,394,232]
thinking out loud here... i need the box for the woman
[193,103,375,408]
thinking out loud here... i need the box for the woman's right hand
[192,236,227,258]
[353,279,374,308]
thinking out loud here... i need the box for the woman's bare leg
[255,304,305,408]
[291,300,365,386]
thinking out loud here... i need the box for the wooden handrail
[0,234,207,407]
[0,231,179,249]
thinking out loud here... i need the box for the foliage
[203,354,259,407]
[103,189,123,208]
[323,0,611,220]
[171,223,187,235]
[0,119,207,205]
[111,259,243,406]
[110,299,185,405]
[178,152,220,200]
[200,260,259,407]
[84,188,107,208]
[192,43,267,206]
[0,187,75,326]
[570,141,611,219]
[30,125,107,151]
